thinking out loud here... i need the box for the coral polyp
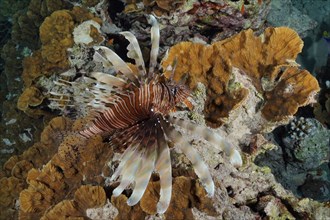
[50,15,242,214]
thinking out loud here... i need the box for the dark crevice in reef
[244,189,307,219]
[108,0,125,23]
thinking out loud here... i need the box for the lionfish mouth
[51,15,242,214]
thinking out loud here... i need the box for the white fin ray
[127,136,157,206]
[112,148,143,197]
[169,116,243,167]
[120,31,147,79]
[110,145,138,182]
[147,15,160,78]
[155,125,172,214]
[90,72,127,88]
[93,46,139,86]
[93,50,113,68]
[160,118,214,197]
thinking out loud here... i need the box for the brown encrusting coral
[0,117,72,219]
[17,86,47,117]
[162,27,320,127]
[17,117,112,219]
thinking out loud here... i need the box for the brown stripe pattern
[79,81,189,138]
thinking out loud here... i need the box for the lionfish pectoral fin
[126,142,157,206]
[160,118,214,197]
[112,147,143,197]
[147,14,160,78]
[155,125,172,214]
[209,135,243,168]
[93,46,140,86]
[119,31,147,80]
[168,116,243,168]
[110,145,138,182]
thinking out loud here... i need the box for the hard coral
[0,117,72,220]
[162,27,320,128]
[19,6,102,117]
[18,117,112,218]
[120,0,270,49]
[39,10,74,71]
[17,86,47,117]
[40,185,106,220]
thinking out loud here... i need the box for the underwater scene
[0,0,329,219]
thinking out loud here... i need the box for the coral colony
[51,15,242,214]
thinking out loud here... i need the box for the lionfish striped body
[52,15,242,214]
[79,80,189,138]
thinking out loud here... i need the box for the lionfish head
[167,82,190,104]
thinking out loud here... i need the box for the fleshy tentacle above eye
[147,14,160,80]
[160,117,215,197]
[168,116,243,168]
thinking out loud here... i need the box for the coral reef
[162,27,320,129]
[283,117,329,170]
[255,117,330,201]
[117,0,270,51]
[0,0,73,170]
[267,0,318,38]
[1,116,328,219]
[17,117,113,219]
[17,86,48,117]
[0,117,73,219]
[1,1,328,219]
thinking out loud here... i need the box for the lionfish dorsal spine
[147,15,160,79]
[93,46,140,86]
[120,31,147,80]
[90,72,127,88]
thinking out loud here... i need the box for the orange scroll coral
[162,27,320,127]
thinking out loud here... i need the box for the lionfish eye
[171,87,178,96]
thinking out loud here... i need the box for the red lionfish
[52,15,242,214]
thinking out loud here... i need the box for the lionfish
[51,15,242,214]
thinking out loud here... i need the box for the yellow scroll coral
[0,117,72,219]
[18,117,112,219]
[19,6,102,117]
[162,27,320,127]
